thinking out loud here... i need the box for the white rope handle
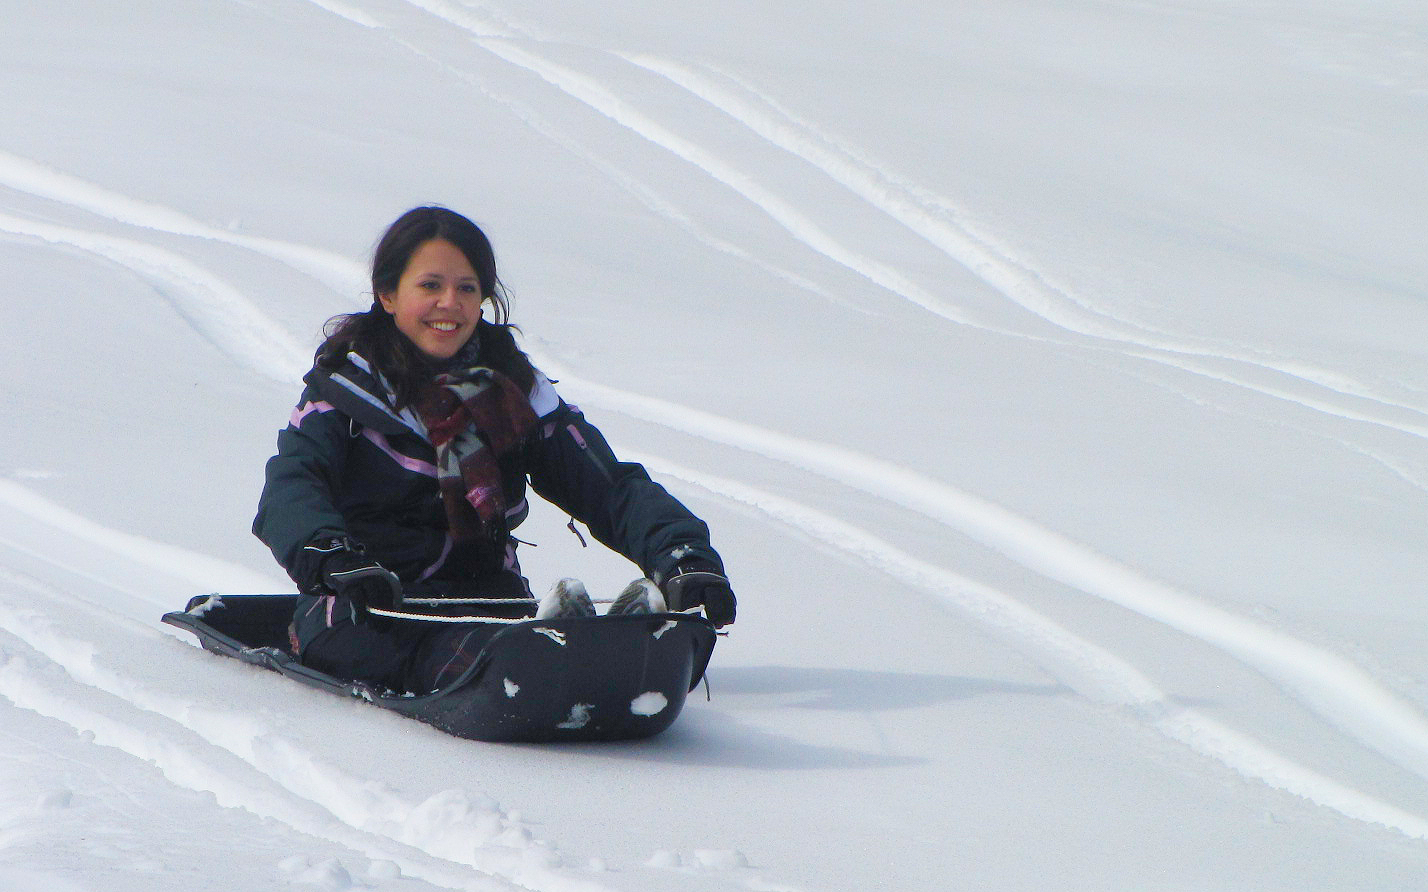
[368,606,707,624]
[369,608,531,624]
[398,597,534,606]
[401,596,638,606]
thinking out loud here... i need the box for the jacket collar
[306,352,428,438]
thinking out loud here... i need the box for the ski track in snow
[544,366,1428,823]
[615,55,1423,399]
[8,0,1425,442]
[0,480,281,596]
[0,635,574,892]
[376,35,861,316]
[303,0,383,29]
[628,449,1428,839]
[382,0,1428,442]
[11,5,1424,510]
[0,0,1411,446]
[0,148,366,297]
[392,0,978,326]
[0,539,614,892]
[0,210,309,384]
[616,47,1428,427]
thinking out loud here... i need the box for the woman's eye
[460,283,478,293]
[420,280,440,290]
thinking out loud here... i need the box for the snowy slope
[3,0,1428,889]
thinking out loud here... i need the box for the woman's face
[378,238,483,360]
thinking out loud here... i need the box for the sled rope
[368,606,709,624]
[400,596,661,606]
[398,597,534,605]
[369,608,530,624]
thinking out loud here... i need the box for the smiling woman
[249,206,737,696]
[318,207,519,410]
[377,238,485,361]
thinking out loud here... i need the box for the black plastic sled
[161,594,717,743]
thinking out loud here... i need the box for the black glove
[661,563,736,628]
[301,536,401,622]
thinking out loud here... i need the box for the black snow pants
[295,596,510,694]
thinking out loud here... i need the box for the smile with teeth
[425,320,461,332]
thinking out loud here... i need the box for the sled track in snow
[532,364,1428,836]
[628,449,1428,839]
[367,0,1428,443]
[0,625,562,892]
[10,135,1428,506]
[375,35,860,316]
[0,148,365,298]
[8,146,1428,505]
[0,210,309,384]
[0,480,279,597]
[9,1,1428,442]
[1,0,1422,441]
[0,499,625,892]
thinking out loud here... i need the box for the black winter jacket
[252,326,722,618]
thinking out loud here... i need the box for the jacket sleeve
[525,399,723,583]
[252,388,352,588]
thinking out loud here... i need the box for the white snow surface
[2,1,1427,889]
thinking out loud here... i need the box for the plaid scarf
[414,367,537,545]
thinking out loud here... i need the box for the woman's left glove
[661,563,737,628]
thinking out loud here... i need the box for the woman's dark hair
[317,207,534,407]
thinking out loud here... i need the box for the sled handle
[369,605,710,624]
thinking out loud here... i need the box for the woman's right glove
[660,562,737,628]
[300,536,401,622]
